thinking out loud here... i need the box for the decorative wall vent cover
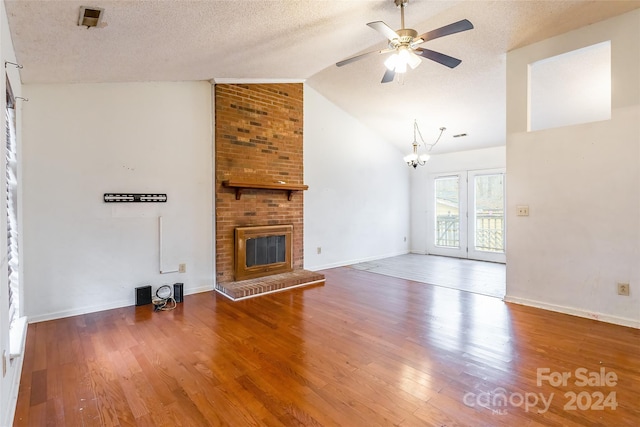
[78,6,105,28]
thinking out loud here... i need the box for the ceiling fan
[336,0,473,83]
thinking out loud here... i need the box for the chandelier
[403,120,445,168]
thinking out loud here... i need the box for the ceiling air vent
[78,6,104,28]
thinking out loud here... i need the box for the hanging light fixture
[403,120,446,168]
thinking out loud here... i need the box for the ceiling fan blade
[416,19,474,43]
[367,21,400,41]
[415,48,462,68]
[381,68,395,84]
[336,49,393,67]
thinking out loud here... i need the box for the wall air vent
[78,6,104,28]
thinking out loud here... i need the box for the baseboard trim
[28,285,214,323]
[28,299,134,323]
[504,295,639,329]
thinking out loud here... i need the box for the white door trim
[468,168,506,263]
[427,172,468,258]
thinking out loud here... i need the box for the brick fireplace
[214,83,321,295]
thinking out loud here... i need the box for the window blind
[6,106,19,327]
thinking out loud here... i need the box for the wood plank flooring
[14,266,640,426]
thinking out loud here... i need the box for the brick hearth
[215,270,325,301]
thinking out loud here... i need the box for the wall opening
[528,41,611,131]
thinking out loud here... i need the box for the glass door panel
[427,169,505,263]
[435,176,460,248]
[469,170,505,263]
[428,173,467,258]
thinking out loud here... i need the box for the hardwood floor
[14,267,640,426]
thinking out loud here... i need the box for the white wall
[21,82,214,323]
[506,10,640,328]
[1,0,26,424]
[409,146,506,254]
[304,85,410,270]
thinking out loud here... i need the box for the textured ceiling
[5,0,640,154]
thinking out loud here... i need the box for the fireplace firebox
[235,225,293,281]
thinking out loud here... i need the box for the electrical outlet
[179,263,186,273]
[516,205,529,216]
[317,247,322,255]
[617,283,630,296]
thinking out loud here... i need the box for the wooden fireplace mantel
[222,179,309,201]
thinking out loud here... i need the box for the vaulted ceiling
[5,0,639,153]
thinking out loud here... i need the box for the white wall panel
[21,82,214,322]
[304,86,410,270]
[506,10,640,327]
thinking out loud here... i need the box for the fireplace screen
[235,225,293,280]
[246,235,286,267]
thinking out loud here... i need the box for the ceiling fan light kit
[336,0,473,83]
[384,46,422,73]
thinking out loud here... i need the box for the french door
[427,169,505,263]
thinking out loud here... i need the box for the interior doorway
[427,169,505,263]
